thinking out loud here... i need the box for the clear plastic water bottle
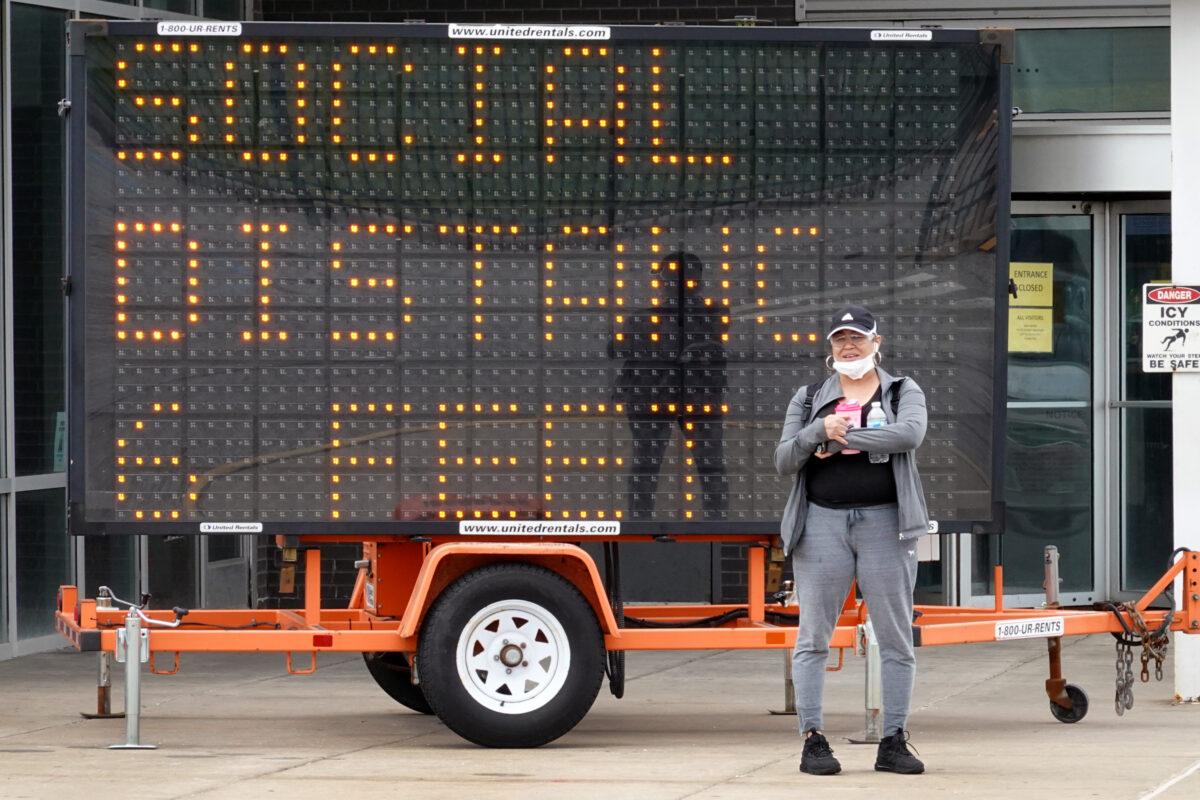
[866,401,889,464]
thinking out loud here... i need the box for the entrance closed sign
[1010,262,1053,307]
[1008,261,1053,353]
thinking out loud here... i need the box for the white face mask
[832,344,878,380]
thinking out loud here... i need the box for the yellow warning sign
[1008,308,1053,353]
[1009,262,1053,308]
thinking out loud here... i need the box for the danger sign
[1143,284,1200,372]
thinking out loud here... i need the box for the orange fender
[397,542,621,639]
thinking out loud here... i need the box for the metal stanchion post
[769,580,797,715]
[100,651,112,716]
[1042,545,1074,714]
[81,651,125,719]
[82,586,124,719]
[1043,545,1061,607]
[109,607,155,750]
[847,618,882,744]
[769,648,797,715]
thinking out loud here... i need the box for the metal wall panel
[799,0,1168,22]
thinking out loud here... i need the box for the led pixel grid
[74,25,1004,534]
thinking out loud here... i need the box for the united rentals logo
[1147,286,1200,304]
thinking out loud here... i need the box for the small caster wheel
[1049,684,1089,723]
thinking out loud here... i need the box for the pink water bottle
[834,400,861,454]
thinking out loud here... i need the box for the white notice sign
[199,522,263,533]
[156,22,242,36]
[1142,284,1200,372]
[870,30,934,42]
[995,616,1064,641]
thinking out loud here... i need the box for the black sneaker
[800,731,841,775]
[875,730,925,774]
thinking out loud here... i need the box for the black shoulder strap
[801,376,829,425]
[889,377,906,417]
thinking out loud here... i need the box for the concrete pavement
[0,634,1197,799]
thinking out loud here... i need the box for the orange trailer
[55,20,1197,750]
[56,537,1199,747]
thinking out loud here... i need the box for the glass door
[1006,208,1097,600]
[1112,202,1172,596]
[146,535,199,610]
[202,534,249,607]
[980,203,1101,605]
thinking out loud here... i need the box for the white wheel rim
[455,598,571,715]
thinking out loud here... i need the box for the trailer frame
[55,540,1197,685]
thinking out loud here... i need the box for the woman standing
[774,305,930,776]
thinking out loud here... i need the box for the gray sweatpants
[791,502,918,736]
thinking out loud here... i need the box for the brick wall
[255,540,363,609]
[719,543,749,603]
[255,0,797,25]
[718,544,795,604]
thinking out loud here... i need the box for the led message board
[68,22,1009,535]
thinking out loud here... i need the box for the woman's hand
[823,414,850,445]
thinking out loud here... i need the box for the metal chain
[1126,603,1169,684]
[1114,639,1134,715]
[1112,603,1170,715]
[1113,639,1123,715]
[1118,642,1128,714]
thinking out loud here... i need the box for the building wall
[797,0,1167,23]
[0,0,236,660]
[255,0,798,25]
[255,542,362,609]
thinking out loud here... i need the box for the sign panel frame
[65,21,1013,537]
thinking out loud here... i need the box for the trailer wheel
[417,563,604,747]
[362,652,433,715]
[1049,684,1089,724]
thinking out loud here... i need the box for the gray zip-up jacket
[774,366,930,555]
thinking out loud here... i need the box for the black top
[805,387,898,509]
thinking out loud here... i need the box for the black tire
[1049,683,1089,723]
[362,651,434,715]
[417,563,605,747]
